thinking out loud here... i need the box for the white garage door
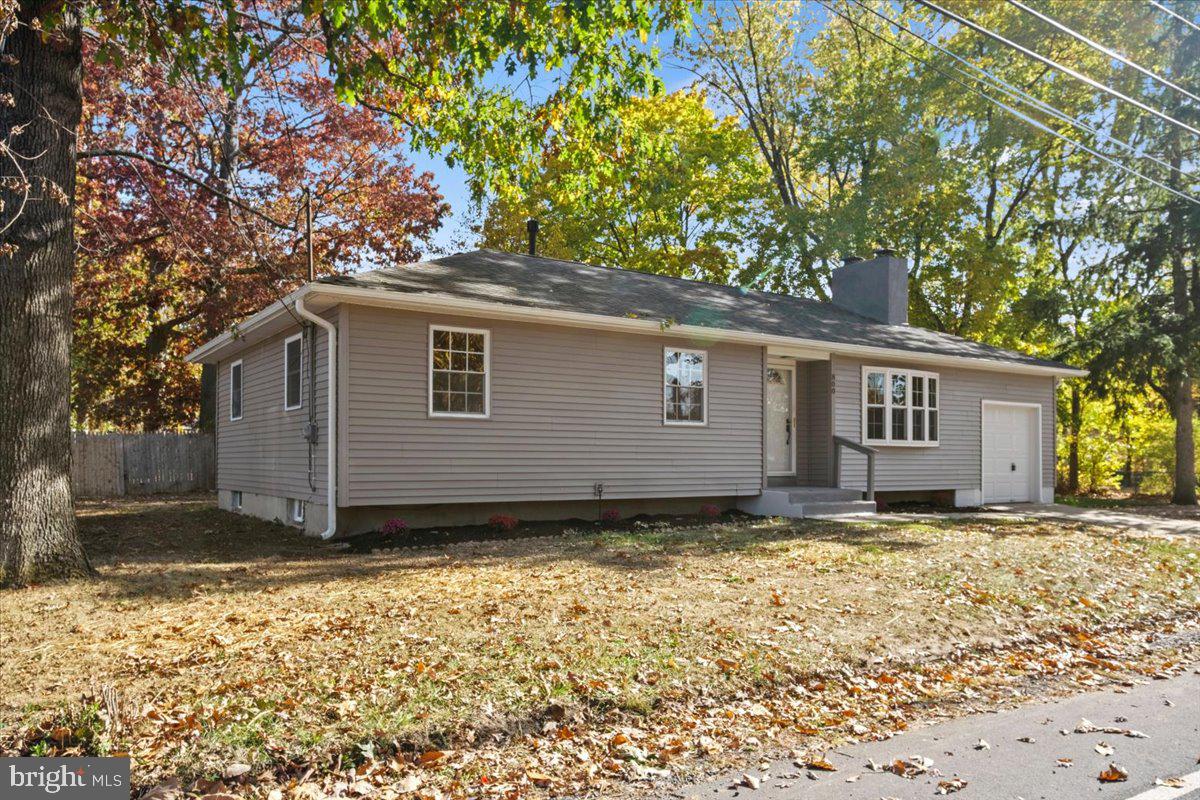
[982,403,1039,504]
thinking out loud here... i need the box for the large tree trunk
[0,0,91,586]
[1172,376,1197,506]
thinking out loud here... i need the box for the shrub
[489,514,519,531]
[381,518,409,536]
[600,508,621,524]
[699,503,722,519]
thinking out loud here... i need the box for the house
[185,248,1084,537]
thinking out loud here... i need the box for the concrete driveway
[682,669,1200,800]
[984,503,1200,536]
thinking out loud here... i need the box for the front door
[766,366,794,475]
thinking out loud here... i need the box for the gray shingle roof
[319,249,1070,370]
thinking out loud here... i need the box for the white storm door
[983,403,1037,503]
[766,366,795,476]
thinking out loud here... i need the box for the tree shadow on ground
[75,496,1048,601]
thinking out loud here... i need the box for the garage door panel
[983,404,1038,504]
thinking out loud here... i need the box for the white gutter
[293,296,338,539]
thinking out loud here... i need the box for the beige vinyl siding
[344,306,764,505]
[216,321,330,502]
[830,354,1055,491]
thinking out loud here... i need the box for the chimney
[526,218,539,256]
[830,248,909,325]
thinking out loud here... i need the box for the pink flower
[381,518,409,536]
[600,508,621,523]
[699,504,722,519]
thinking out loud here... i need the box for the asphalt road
[683,669,1200,800]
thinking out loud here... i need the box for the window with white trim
[664,348,706,424]
[229,360,243,421]
[862,367,939,445]
[230,490,242,510]
[284,333,302,410]
[288,498,305,523]
[429,326,489,417]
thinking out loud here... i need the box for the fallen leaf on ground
[1056,758,1073,768]
[887,757,932,778]
[1075,719,1149,739]
[1095,742,1114,756]
[1155,777,1186,788]
[740,773,761,790]
[974,739,991,750]
[525,771,554,788]
[805,755,837,772]
[1099,764,1129,783]
[936,778,968,794]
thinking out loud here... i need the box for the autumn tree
[479,90,768,283]
[74,35,447,431]
[0,0,694,586]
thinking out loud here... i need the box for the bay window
[862,366,939,445]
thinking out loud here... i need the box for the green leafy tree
[480,89,769,282]
[679,0,1133,341]
[1086,8,1200,505]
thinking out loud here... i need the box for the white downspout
[294,295,338,539]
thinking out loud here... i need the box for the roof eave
[184,285,312,364]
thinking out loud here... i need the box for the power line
[814,0,1200,206]
[913,0,1200,137]
[1006,0,1200,105]
[1149,0,1200,35]
[845,0,1184,176]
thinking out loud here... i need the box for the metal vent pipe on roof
[526,218,539,256]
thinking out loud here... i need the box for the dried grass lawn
[2,496,1199,799]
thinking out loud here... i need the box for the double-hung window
[229,360,243,421]
[429,325,489,417]
[862,366,938,445]
[664,348,706,425]
[284,333,302,411]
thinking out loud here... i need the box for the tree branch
[77,148,295,231]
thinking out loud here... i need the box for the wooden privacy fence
[72,432,215,497]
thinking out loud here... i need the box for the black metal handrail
[832,435,877,501]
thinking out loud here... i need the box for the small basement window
[230,490,242,510]
[429,325,489,417]
[288,498,305,523]
[862,366,939,446]
[284,333,302,410]
[664,348,707,425]
[229,360,243,421]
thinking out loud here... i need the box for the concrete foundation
[218,490,739,537]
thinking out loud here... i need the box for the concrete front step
[801,500,878,518]
[738,488,877,519]
[786,487,864,503]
